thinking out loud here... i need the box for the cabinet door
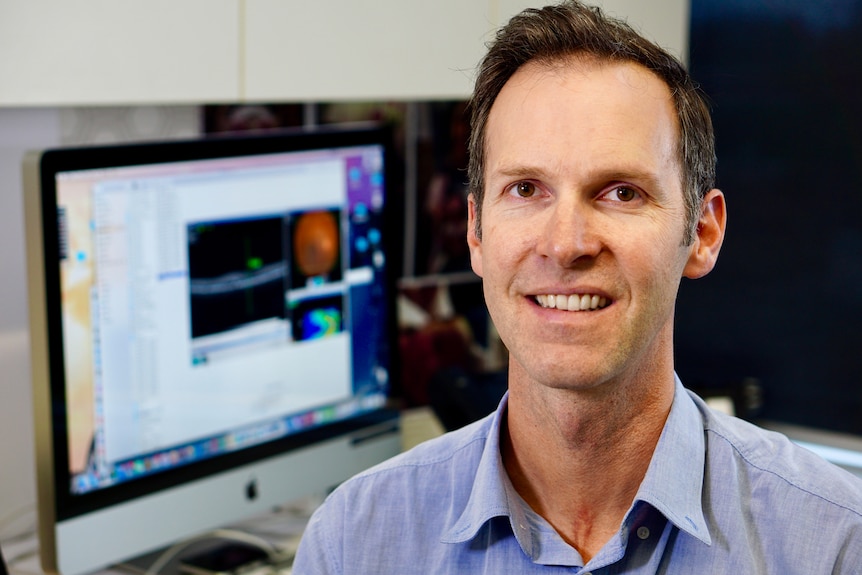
[0,0,240,105]
[243,0,687,103]
[243,0,493,101]
[496,0,688,61]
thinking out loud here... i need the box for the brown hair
[467,0,715,244]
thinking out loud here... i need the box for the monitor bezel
[28,124,402,525]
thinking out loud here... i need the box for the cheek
[479,223,532,273]
[635,212,691,265]
[617,223,689,299]
[636,243,690,315]
[471,230,523,281]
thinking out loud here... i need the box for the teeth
[536,294,609,311]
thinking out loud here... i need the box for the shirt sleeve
[292,501,342,575]
[833,521,862,575]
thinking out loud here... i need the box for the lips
[535,293,609,311]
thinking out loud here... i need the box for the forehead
[484,57,681,185]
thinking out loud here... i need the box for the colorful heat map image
[292,296,344,342]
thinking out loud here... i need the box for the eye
[604,185,640,202]
[508,181,538,198]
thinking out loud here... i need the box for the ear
[683,189,726,279]
[466,194,484,278]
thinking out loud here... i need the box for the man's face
[468,58,707,392]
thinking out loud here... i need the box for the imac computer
[23,125,402,575]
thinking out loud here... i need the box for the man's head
[464,2,726,393]
[468,0,715,245]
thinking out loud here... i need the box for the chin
[513,357,618,393]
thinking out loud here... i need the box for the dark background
[676,0,862,434]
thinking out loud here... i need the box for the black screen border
[33,124,402,521]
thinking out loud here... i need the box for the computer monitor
[23,125,402,575]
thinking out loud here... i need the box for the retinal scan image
[187,217,287,339]
[290,210,342,288]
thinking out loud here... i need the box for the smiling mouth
[535,294,610,311]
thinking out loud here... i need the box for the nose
[537,198,603,267]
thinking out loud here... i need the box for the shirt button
[636,526,650,540]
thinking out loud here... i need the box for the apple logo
[245,477,259,501]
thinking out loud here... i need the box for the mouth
[534,293,610,312]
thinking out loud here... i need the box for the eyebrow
[490,165,549,180]
[490,163,670,193]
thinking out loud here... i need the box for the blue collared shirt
[294,377,862,573]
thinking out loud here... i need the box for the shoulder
[319,411,495,514]
[358,411,493,478]
[293,413,497,573]
[696,395,862,518]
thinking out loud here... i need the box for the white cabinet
[242,0,687,102]
[0,0,240,106]
[0,0,687,105]
[242,0,493,102]
[496,0,689,63]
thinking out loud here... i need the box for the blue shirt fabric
[293,377,862,574]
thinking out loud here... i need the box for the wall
[0,107,200,541]
[0,109,59,538]
[679,0,862,434]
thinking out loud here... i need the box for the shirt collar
[442,375,712,547]
[631,375,711,545]
[441,392,512,544]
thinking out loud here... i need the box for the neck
[502,364,675,562]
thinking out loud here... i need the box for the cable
[142,529,280,575]
[0,503,39,575]
[0,503,36,544]
[5,547,39,574]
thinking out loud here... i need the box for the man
[293,2,862,572]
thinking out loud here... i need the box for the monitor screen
[24,126,402,575]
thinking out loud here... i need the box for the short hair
[467,0,715,245]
